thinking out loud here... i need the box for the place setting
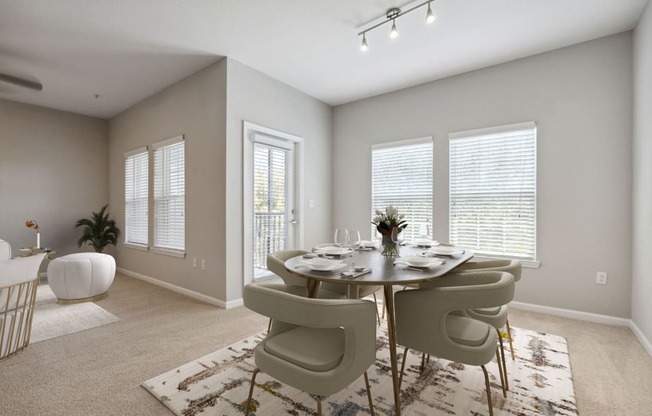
[393,255,444,272]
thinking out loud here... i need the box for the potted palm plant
[75,204,121,253]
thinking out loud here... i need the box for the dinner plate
[359,240,379,249]
[317,246,354,256]
[400,256,444,268]
[428,246,464,256]
[414,238,438,247]
[297,258,347,271]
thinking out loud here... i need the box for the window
[371,138,433,242]
[124,147,148,247]
[153,136,185,253]
[449,122,536,260]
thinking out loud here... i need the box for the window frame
[124,146,149,250]
[448,121,539,267]
[152,135,186,257]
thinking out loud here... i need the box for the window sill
[151,247,186,259]
[472,255,540,269]
[123,242,148,251]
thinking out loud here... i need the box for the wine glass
[391,227,404,257]
[334,228,349,255]
[351,230,362,249]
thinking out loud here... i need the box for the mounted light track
[0,73,43,91]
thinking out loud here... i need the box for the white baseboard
[510,301,631,326]
[511,300,652,359]
[629,320,652,359]
[117,267,243,310]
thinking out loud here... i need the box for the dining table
[284,244,473,416]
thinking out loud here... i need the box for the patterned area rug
[30,284,120,343]
[143,325,578,416]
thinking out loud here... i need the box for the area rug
[30,284,120,343]
[143,324,578,416]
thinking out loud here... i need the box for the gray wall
[633,3,652,344]
[333,33,633,318]
[224,58,333,301]
[108,57,333,304]
[0,100,108,257]
[108,59,228,300]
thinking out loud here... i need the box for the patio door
[244,122,302,284]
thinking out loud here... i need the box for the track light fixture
[358,1,437,51]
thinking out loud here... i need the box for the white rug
[30,284,120,343]
[143,325,578,415]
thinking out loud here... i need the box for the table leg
[383,285,401,416]
[307,279,321,298]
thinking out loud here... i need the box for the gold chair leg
[497,329,509,391]
[495,349,506,398]
[420,352,426,371]
[316,396,322,416]
[506,319,515,360]
[373,293,381,326]
[481,365,494,416]
[364,371,375,416]
[267,318,272,333]
[398,347,409,390]
[246,368,261,412]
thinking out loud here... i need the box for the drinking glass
[334,228,349,255]
[352,230,362,249]
[391,227,404,257]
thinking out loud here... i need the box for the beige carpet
[0,273,650,416]
[30,284,120,343]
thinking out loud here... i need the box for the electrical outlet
[596,271,607,285]
[192,257,197,268]
[201,259,206,271]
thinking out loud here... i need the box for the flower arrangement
[372,206,407,257]
[25,219,40,248]
[372,205,407,236]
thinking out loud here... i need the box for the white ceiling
[0,0,648,119]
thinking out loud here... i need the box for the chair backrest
[395,271,514,364]
[266,250,310,287]
[243,283,376,395]
[0,239,11,261]
[454,259,522,282]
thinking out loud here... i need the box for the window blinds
[371,138,433,242]
[124,148,148,246]
[153,136,185,251]
[449,122,536,260]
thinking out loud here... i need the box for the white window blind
[124,147,148,246]
[153,136,185,252]
[253,140,291,275]
[449,122,536,260]
[371,138,433,242]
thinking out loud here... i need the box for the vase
[381,235,398,257]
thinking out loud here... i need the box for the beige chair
[450,259,521,361]
[243,283,377,415]
[395,271,515,416]
[0,253,46,360]
[0,239,11,261]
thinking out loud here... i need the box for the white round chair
[47,253,116,304]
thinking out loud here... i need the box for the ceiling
[0,0,648,119]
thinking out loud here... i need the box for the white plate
[359,240,379,249]
[429,246,464,256]
[400,256,444,268]
[298,258,347,271]
[414,238,438,247]
[318,246,353,256]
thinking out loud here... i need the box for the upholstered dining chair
[0,239,11,261]
[448,259,522,360]
[395,271,515,416]
[0,253,46,360]
[243,283,377,415]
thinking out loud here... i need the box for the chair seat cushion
[471,306,501,316]
[264,326,344,372]
[446,314,491,347]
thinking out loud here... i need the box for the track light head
[361,34,369,51]
[389,20,399,39]
[426,2,436,23]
